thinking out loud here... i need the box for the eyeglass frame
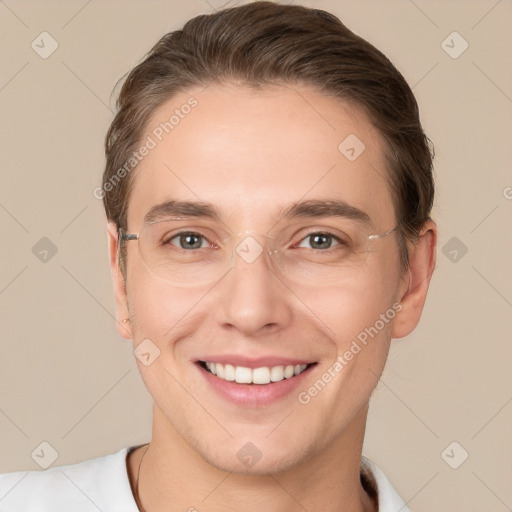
[117,222,399,278]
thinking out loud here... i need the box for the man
[0,2,436,511]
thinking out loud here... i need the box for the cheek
[125,266,216,383]
[125,274,201,401]
[323,279,397,385]
[302,270,398,343]
[299,262,400,404]
[125,248,206,341]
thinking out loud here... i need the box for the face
[110,83,418,475]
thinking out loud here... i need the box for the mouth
[198,360,314,385]
[194,355,318,407]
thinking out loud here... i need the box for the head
[102,2,436,474]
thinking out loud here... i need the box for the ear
[107,222,132,340]
[392,220,437,339]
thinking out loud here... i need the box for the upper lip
[196,355,315,369]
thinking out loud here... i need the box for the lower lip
[197,362,316,408]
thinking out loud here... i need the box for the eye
[297,232,344,250]
[167,231,211,250]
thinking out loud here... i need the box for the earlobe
[107,222,132,340]
[392,221,437,339]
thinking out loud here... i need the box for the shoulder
[360,455,410,512]
[0,446,139,512]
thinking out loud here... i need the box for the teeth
[234,366,252,384]
[284,365,295,379]
[224,364,235,381]
[270,365,284,382]
[204,362,308,384]
[252,367,270,385]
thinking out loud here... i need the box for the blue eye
[297,232,344,250]
[163,230,348,252]
[168,231,209,250]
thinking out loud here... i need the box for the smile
[200,361,311,384]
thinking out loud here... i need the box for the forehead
[127,83,395,230]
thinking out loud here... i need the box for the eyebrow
[144,200,221,224]
[144,198,372,227]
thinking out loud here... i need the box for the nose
[215,234,293,336]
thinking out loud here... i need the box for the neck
[128,404,377,512]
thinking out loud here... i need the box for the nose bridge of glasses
[231,230,278,267]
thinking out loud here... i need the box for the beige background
[1,0,511,510]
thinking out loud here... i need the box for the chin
[196,435,318,476]
[206,450,305,476]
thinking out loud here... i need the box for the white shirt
[0,446,410,511]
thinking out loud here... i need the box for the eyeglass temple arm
[368,226,398,241]
[118,227,139,241]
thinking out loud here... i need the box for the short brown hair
[102,1,435,275]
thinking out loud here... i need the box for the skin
[107,82,437,512]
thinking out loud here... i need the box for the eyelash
[164,230,348,252]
